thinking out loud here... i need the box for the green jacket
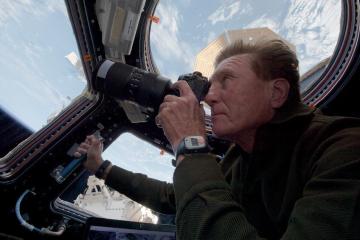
[106,103,360,239]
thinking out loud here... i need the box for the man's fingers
[86,135,98,143]
[73,133,104,158]
[74,147,87,157]
[73,152,82,158]
[163,94,179,102]
[173,80,194,97]
[159,101,176,113]
[80,142,90,149]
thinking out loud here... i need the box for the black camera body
[176,71,209,102]
[93,60,210,123]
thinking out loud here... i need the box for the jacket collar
[269,102,315,125]
[227,103,314,154]
[245,102,315,181]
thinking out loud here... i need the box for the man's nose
[204,84,218,105]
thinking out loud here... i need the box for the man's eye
[220,78,226,85]
[221,75,230,87]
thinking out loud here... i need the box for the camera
[92,60,210,123]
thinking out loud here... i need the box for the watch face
[184,136,206,149]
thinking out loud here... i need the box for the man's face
[205,54,275,141]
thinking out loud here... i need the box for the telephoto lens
[93,60,173,113]
[92,60,210,123]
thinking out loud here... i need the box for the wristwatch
[95,160,111,179]
[174,136,210,166]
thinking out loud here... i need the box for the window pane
[73,175,160,223]
[150,0,341,79]
[103,133,174,183]
[60,133,173,222]
[0,0,86,131]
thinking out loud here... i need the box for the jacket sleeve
[105,165,176,214]
[173,127,360,239]
[174,153,264,239]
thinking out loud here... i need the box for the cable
[15,189,67,236]
[15,190,41,233]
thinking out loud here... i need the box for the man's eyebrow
[211,68,232,81]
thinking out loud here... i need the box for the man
[75,40,360,239]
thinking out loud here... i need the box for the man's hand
[74,135,104,174]
[156,80,206,152]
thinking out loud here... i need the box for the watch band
[175,138,186,160]
[173,136,210,167]
[95,160,111,179]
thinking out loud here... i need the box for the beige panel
[194,28,296,78]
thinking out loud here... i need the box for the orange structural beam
[149,15,160,24]
[83,54,92,62]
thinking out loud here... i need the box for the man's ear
[271,78,290,108]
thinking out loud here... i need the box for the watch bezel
[183,136,207,149]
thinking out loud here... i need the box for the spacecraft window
[102,133,174,183]
[57,133,173,222]
[0,1,86,131]
[149,0,341,90]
